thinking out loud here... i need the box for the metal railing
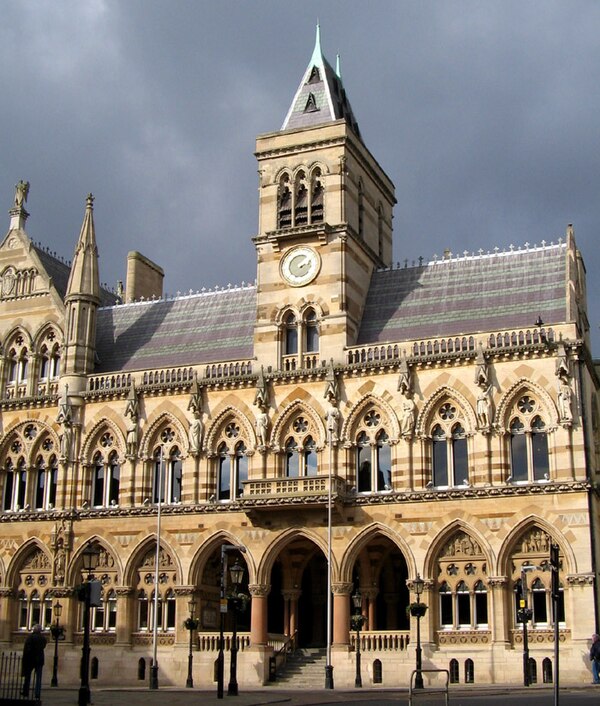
[409,668,450,706]
[0,651,37,704]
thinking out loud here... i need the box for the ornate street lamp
[227,559,246,697]
[50,600,64,687]
[518,564,537,686]
[217,545,246,699]
[409,574,427,690]
[350,591,366,688]
[184,598,198,688]
[79,544,100,706]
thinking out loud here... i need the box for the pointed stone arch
[3,325,33,350]
[341,393,400,442]
[307,160,330,177]
[205,405,256,453]
[495,378,559,429]
[415,386,476,438]
[6,538,52,588]
[32,321,64,349]
[423,520,495,579]
[0,419,59,464]
[340,522,416,584]
[497,515,575,576]
[139,411,188,459]
[257,527,332,587]
[123,533,182,587]
[66,535,123,586]
[81,417,126,463]
[189,529,256,587]
[270,398,327,450]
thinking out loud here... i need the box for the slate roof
[95,286,256,373]
[282,26,360,136]
[357,244,568,345]
[33,245,117,306]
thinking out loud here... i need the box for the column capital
[248,583,271,597]
[331,582,353,596]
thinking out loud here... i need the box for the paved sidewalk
[36,684,592,706]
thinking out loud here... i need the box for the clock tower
[253,27,396,371]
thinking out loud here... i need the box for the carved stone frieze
[437,630,491,645]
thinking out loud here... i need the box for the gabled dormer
[253,28,396,371]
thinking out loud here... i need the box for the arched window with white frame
[89,430,121,508]
[507,393,550,482]
[354,408,392,493]
[212,418,250,501]
[429,402,469,488]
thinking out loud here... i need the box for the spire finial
[336,53,342,79]
[86,193,94,210]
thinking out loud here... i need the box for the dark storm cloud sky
[2,1,600,347]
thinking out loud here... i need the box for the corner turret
[62,194,100,385]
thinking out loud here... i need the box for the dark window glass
[35,466,45,509]
[376,434,391,490]
[433,425,448,486]
[236,445,248,497]
[48,463,57,506]
[285,314,298,355]
[531,417,549,480]
[457,583,471,625]
[510,420,527,481]
[440,585,453,626]
[3,465,14,510]
[532,581,547,623]
[452,425,468,485]
[475,585,488,625]
[170,456,182,503]
[285,439,299,478]
[109,460,120,504]
[139,592,148,629]
[304,436,317,476]
[218,451,231,500]
[93,463,105,506]
[16,463,26,508]
[357,433,371,492]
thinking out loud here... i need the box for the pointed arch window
[218,442,231,499]
[15,458,26,509]
[3,459,14,510]
[355,413,392,493]
[439,582,453,627]
[456,581,471,626]
[35,455,57,510]
[153,443,182,504]
[509,405,550,482]
[304,93,318,113]
[7,350,17,384]
[431,410,469,488]
[474,580,488,626]
[310,170,324,223]
[285,438,300,478]
[284,312,298,356]
[294,173,308,225]
[17,349,28,383]
[307,66,320,84]
[278,175,292,229]
[305,309,319,353]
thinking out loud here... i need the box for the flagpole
[150,445,164,689]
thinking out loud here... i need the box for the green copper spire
[281,26,360,136]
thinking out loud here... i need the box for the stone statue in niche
[476,384,493,431]
[325,400,340,443]
[60,420,72,461]
[558,380,573,423]
[188,414,203,453]
[256,410,269,448]
[399,394,416,437]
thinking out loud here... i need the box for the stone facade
[0,31,598,690]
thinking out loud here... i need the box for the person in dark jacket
[22,624,47,699]
[590,633,600,684]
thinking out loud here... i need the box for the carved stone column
[174,586,196,644]
[363,588,379,631]
[0,588,14,641]
[248,584,270,646]
[332,582,353,645]
[488,577,508,644]
[114,587,134,645]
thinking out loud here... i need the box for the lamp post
[409,574,427,690]
[79,544,100,706]
[184,598,198,688]
[50,600,64,687]
[518,564,537,687]
[227,559,245,696]
[350,591,365,688]
[217,545,246,699]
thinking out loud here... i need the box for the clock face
[280,246,320,287]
